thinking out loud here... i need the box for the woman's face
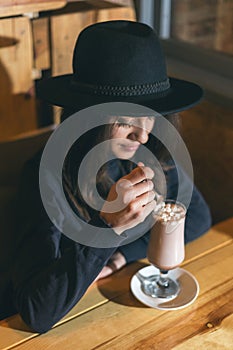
[110,116,155,159]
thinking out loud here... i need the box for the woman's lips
[119,144,140,152]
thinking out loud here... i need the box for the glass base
[131,266,199,310]
[139,274,180,299]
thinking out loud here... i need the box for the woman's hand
[100,165,156,234]
[95,251,127,281]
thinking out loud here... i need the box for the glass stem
[158,270,169,288]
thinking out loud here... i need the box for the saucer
[130,265,199,310]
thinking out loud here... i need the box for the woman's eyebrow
[115,117,134,123]
[112,116,155,124]
[147,116,155,121]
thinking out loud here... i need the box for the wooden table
[1,218,233,350]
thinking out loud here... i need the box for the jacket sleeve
[118,165,212,263]
[12,155,123,333]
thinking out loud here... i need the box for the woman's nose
[129,127,149,144]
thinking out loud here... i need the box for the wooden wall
[0,0,66,18]
[0,0,136,138]
[0,16,37,139]
[180,100,233,224]
[171,0,233,55]
[169,0,233,223]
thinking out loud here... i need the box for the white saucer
[130,265,199,310]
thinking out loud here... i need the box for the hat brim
[37,75,203,115]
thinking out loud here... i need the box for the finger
[122,166,154,186]
[141,199,157,220]
[95,266,113,281]
[133,179,154,197]
[137,161,145,167]
[119,179,154,204]
[130,190,156,209]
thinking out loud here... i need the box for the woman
[0,20,211,333]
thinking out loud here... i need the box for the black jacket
[0,155,211,333]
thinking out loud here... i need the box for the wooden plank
[50,3,135,76]
[0,1,66,18]
[0,246,141,349]
[48,1,129,17]
[0,286,110,350]
[0,17,33,94]
[51,11,93,77]
[0,259,137,350]
[215,0,233,55]
[50,8,95,124]
[171,0,233,55]
[0,0,65,6]
[183,218,233,265]
[95,5,135,22]
[107,0,134,5]
[11,242,233,350]
[171,0,216,49]
[0,16,38,139]
[32,17,50,70]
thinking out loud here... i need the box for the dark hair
[62,109,181,221]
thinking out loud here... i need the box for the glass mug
[140,199,186,299]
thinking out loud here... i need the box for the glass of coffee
[140,200,186,299]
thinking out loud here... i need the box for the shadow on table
[97,260,150,308]
[0,313,33,332]
[213,219,233,238]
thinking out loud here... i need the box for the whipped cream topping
[155,202,186,222]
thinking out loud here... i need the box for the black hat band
[70,78,170,97]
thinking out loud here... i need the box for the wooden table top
[1,218,233,350]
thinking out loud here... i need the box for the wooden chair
[0,126,55,285]
[0,126,55,186]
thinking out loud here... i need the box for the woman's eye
[116,120,133,128]
[118,122,132,128]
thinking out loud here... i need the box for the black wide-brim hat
[38,20,203,115]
